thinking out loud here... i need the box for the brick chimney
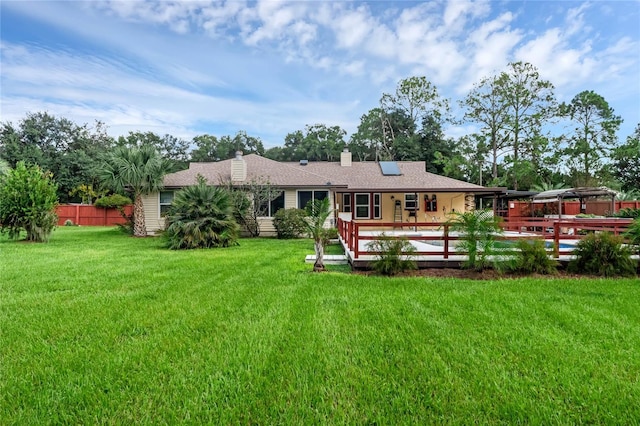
[231,151,247,181]
[340,148,352,167]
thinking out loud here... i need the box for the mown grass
[1,227,639,424]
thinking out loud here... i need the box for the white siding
[142,192,165,235]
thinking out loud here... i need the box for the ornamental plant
[0,161,59,242]
[568,232,636,277]
[164,178,239,250]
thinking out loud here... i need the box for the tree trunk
[133,193,146,237]
[313,239,325,272]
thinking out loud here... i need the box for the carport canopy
[531,187,618,218]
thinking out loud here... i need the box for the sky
[1,0,639,149]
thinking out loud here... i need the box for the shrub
[63,219,75,227]
[321,227,339,247]
[272,208,307,239]
[0,161,58,242]
[94,194,132,208]
[615,208,640,219]
[367,234,417,276]
[568,232,636,277]
[164,179,239,250]
[508,239,557,275]
[445,209,503,271]
[624,217,640,255]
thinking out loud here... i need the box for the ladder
[394,200,402,223]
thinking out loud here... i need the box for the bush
[624,217,640,255]
[63,219,76,227]
[508,239,557,275]
[164,180,239,250]
[367,234,417,276]
[615,208,640,219]
[568,232,636,277]
[0,161,58,242]
[94,194,132,208]
[272,208,307,239]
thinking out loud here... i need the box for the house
[142,150,506,236]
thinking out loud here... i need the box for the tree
[611,124,640,191]
[0,112,114,203]
[279,125,347,161]
[99,145,172,237]
[221,176,282,237]
[117,131,189,171]
[164,177,239,249]
[379,76,450,162]
[444,209,503,271]
[0,161,58,242]
[190,134,219,162]
[303,197,332,272]
[461,74,510,183]
[348,108,387,161]
[0,159,9,175]
[495,62,556,190]
[559,90,622,187]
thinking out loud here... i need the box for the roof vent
[300,160,308,166]
[379,161,401,176]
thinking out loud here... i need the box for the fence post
[554,222,560,258]
[354,222,359,259]
[443,224,449,259]
[75,205,80,225]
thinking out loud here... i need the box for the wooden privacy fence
[56,204,133,226]
[337,218,633,260]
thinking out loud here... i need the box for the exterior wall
[142,192,165,235]
[143,188,336,238]
[336,191,468,224]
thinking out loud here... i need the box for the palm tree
[531,180,568,192]
[303,197,332,272]
[164,178,239,249]
[445,209,503,271]
[100,146,171,237]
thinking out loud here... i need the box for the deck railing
[337,217,633,259]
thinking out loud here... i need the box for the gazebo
[531,187,618,219]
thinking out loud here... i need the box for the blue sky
[1,0,639,148]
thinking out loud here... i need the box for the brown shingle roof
[163,154,502,193]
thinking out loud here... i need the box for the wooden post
[554,221,560,258]
[444,224,449,259]
[75,205,80,225]
[354,222,359,259]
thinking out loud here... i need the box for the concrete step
[305,254,348,265]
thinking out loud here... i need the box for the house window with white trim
[355,193,369,219]
[404,193,417,211]
[297,190,328,209]
[159,190,174,216]
[373,193,381,219]
[343,193,352,213]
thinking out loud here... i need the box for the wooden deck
[337,218,634,270]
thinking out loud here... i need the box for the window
[159,190,174,216]
[373,193,381,219]
[404,193,417,211]
[343,194,352,213]
[297,190,329,209]
[355,193,369,219]
[259,191,285,217]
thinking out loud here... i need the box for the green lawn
[1,227,639,424]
